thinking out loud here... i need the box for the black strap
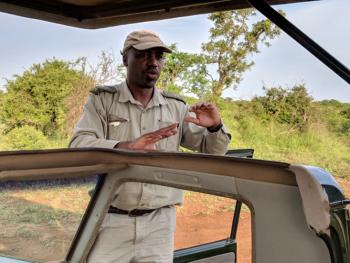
[108,206,156,217]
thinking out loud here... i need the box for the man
[69,30,231,263]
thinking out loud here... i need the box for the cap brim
[133,41,172,53]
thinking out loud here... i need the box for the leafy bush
[0,59,83,137]
[340,107,350,135]
[252,84,313,131]
[218,96,350,177]
[4,126,49,150]
[315,101,350,138]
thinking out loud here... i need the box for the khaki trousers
[87,206,176,263]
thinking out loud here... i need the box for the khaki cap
[122,30,172,54]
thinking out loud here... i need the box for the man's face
[124,47,165,89]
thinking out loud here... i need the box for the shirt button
[140,203,145,207]
[142,127,146,130]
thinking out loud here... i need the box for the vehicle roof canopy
[0,0,315,29]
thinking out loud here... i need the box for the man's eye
[134,51,165,61]
[135,52,147,59]
[156,53,165,61]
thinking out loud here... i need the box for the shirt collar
[119,81,167,107]
[151,87,168,107]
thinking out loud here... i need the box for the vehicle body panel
[0,148,346,262]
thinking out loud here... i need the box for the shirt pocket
[157,119,179,151]
[107,114,130,141]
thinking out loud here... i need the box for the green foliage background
[219,98,350,178]
[2,67,348,177]
[0,10,349,178]
[0,60,82,136]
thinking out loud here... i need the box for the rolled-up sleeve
[180,106,231,155]
[69,95,119,149]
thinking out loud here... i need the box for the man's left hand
[184,102,221,129]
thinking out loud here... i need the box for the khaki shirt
[70,81,231,210]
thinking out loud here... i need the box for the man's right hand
[115,123,178,151]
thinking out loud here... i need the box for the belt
[108,206,156,217]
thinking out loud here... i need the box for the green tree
[340,107,350,136]
[317,100,350,137]
[158,44,207,96]
[0,52,126,139]
[0,59,83,136]
[253,84,313,131]
[188,9,281,100]
[4,126,49,150]
[0,89,4,134]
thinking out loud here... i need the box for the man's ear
[122,54,128,67]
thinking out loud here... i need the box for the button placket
[139,183,152,208]
[140,110,147,134]
[138,182,146,208]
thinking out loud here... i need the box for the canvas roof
[0,0,316,29]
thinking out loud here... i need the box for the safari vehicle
[0,0,349,263]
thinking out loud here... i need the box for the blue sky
[0,0,349,102]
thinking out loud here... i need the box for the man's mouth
[146,70,159,80]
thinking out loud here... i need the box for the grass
[0,134,7,150]
[16,226,40,239]
[0,181,93,262]
[0,191,84,226]
[47,137,70,149]
[40,238,60,249]
[220,104,350,178]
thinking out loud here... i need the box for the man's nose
[146,53,158,66]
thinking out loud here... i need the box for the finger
[206,103,216,109]
[141,134,162,143]
[192,102,213,113]
[149,134,163,140]
[165,129,178,137]
[145,129,177,142]
[144,145,157,151]
[201,105,215,113]
[148,134,163,141]
[142,132,162,139]
[142,125,176,140]
[189,102,204,112]
[156,123,178,133]
[195,102,206,107]
[158,129,178,139]
[199,103,216,111]
[184,116,201,126]
[189,106,204,114]
[202,103,214,109]
[154,126,178,137]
